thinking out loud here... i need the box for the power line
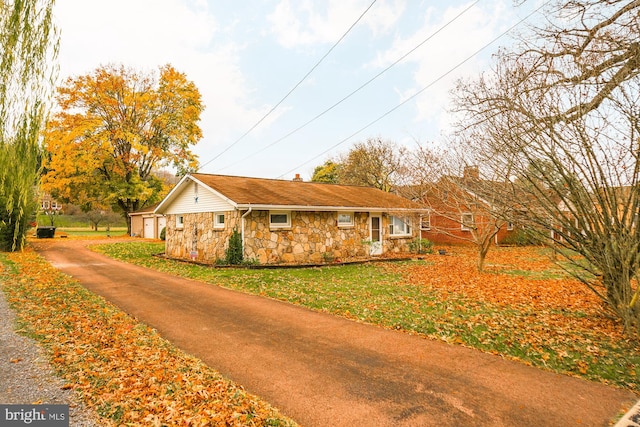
[215,0,480,174]
[276,0,549,179]
[198,0,377,171]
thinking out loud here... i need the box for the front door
[370,214,382,255]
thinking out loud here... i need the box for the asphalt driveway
[32,238,638,426]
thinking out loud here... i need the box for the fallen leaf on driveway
[1,249,298,426]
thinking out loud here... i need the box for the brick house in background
[154,173,425,264]
[415,166,518,245]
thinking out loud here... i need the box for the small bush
[322,252,335,263]
[241,257,260,266]
[159,227,166,241]
[501,229,540,246]
[409,238,433,254]
[225,228,243,265]
[214,257,259,267]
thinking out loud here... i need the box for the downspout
[241,206,252,258]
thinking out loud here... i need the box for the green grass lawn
[34,214,129,237]
[36,213,127,229]
[58,228,128,237]
[93,241,640,392]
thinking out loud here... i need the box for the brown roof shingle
[190,173,420,210]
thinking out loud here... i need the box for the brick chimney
[292,173,303,182]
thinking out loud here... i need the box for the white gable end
[163,180,235,214]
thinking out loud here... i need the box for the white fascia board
[458,185,494,208]
[155,174,240,214]
[468,190,493,208]
[189,175,239,209]
[154,174,192,214]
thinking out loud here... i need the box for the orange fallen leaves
[404,246,600,312]
[380,245,639,389]
[1,249,297,426]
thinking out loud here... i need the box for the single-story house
[154,173,425,264]
[128,203,166,239]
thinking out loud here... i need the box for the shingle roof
[128,202,161,216]
[190,173,420,210]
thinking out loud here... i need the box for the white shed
[128,203,166,239]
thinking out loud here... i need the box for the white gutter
[241,206,252,258]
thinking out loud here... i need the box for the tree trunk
[477,239,492,272]
[601,268,640,334]
[124,212,132,235]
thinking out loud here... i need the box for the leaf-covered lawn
[95,242,640,392]
[0,249,297,427]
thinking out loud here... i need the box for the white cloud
[369,0,523,139]
[53,0,271,160]
[267,0,403,48]
[363,0,406,37]
[55,0,216,76]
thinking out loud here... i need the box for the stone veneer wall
[165,211,240,262]
[243,211,372,264]
[165,211,416,264]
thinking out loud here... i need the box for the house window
[420,214,431,231]
[389,216,411,236]
[214,213,225,229]
[176,215,184,230]
[269,211,291,229]
[507,221,514,231]
[43,200,50,209]
[337,212,354,227]
[461,213,474,231]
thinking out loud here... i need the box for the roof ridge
[191,172,381,190]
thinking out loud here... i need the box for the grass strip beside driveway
[95,242,640,392]
[0,249,297,427]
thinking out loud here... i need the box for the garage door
[143,218,154,238]
[157,217,166,238]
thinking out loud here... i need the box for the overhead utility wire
[277,0,549,179]
[216,0,480,173]
[198,0,377,172]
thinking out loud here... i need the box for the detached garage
[129,203,166,239]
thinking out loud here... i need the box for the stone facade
[244,211,371,264]
[165,211,241,262]
[165,210,416,264]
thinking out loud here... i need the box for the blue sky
[54,0,542,180]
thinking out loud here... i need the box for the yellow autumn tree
[43,64,204,233]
